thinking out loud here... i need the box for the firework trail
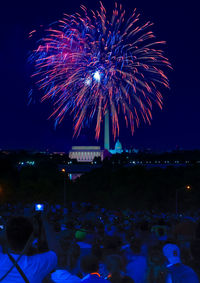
[29,2,171,140]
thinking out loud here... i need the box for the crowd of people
[0,201,200,282]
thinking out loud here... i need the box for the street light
[186,185,192,191]
[176,185,192,215]
[61,168,67,208]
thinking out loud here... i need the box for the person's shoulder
[30,250,57,266]
[172,264,199,280]
[51,269,81,282]
[128,254,147,263]
[99,278,108,282]
[32,250,57,258]
[181,264,197,272]
[92,278,108,282]
[77,242,92,249]
[81,276,108,282]
[184,264,199,275]
[180,264,200,282]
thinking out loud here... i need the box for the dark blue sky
[0,0,199,152]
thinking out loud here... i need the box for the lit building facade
[69,146,103,162]
[109,139,124,154]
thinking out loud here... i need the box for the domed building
[110,139,123,154]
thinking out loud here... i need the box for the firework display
[30,2,171,139]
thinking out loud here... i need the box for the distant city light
[18,161,35,166]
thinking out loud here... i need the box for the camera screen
[35,204,44,211]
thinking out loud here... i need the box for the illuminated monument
[69,111,110,162]
[104,111,110,151]
[69,111,124,162]
[110,139,123,154]
[104,111,124,154]
[69,146,103,162]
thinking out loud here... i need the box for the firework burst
[30,2,171,140]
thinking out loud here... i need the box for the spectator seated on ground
[51,236,81,282]
[125,238,147,283]
[0,216,57,282]
[75,228,93,275]
[98,235,125,278]
[76,229,92,256]
[80,254,108,282]
[163,243,199,283]
[105,254,134,283]
[102,235,123,258]
[147,244,167,283]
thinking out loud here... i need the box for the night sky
[0,0,199,152]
